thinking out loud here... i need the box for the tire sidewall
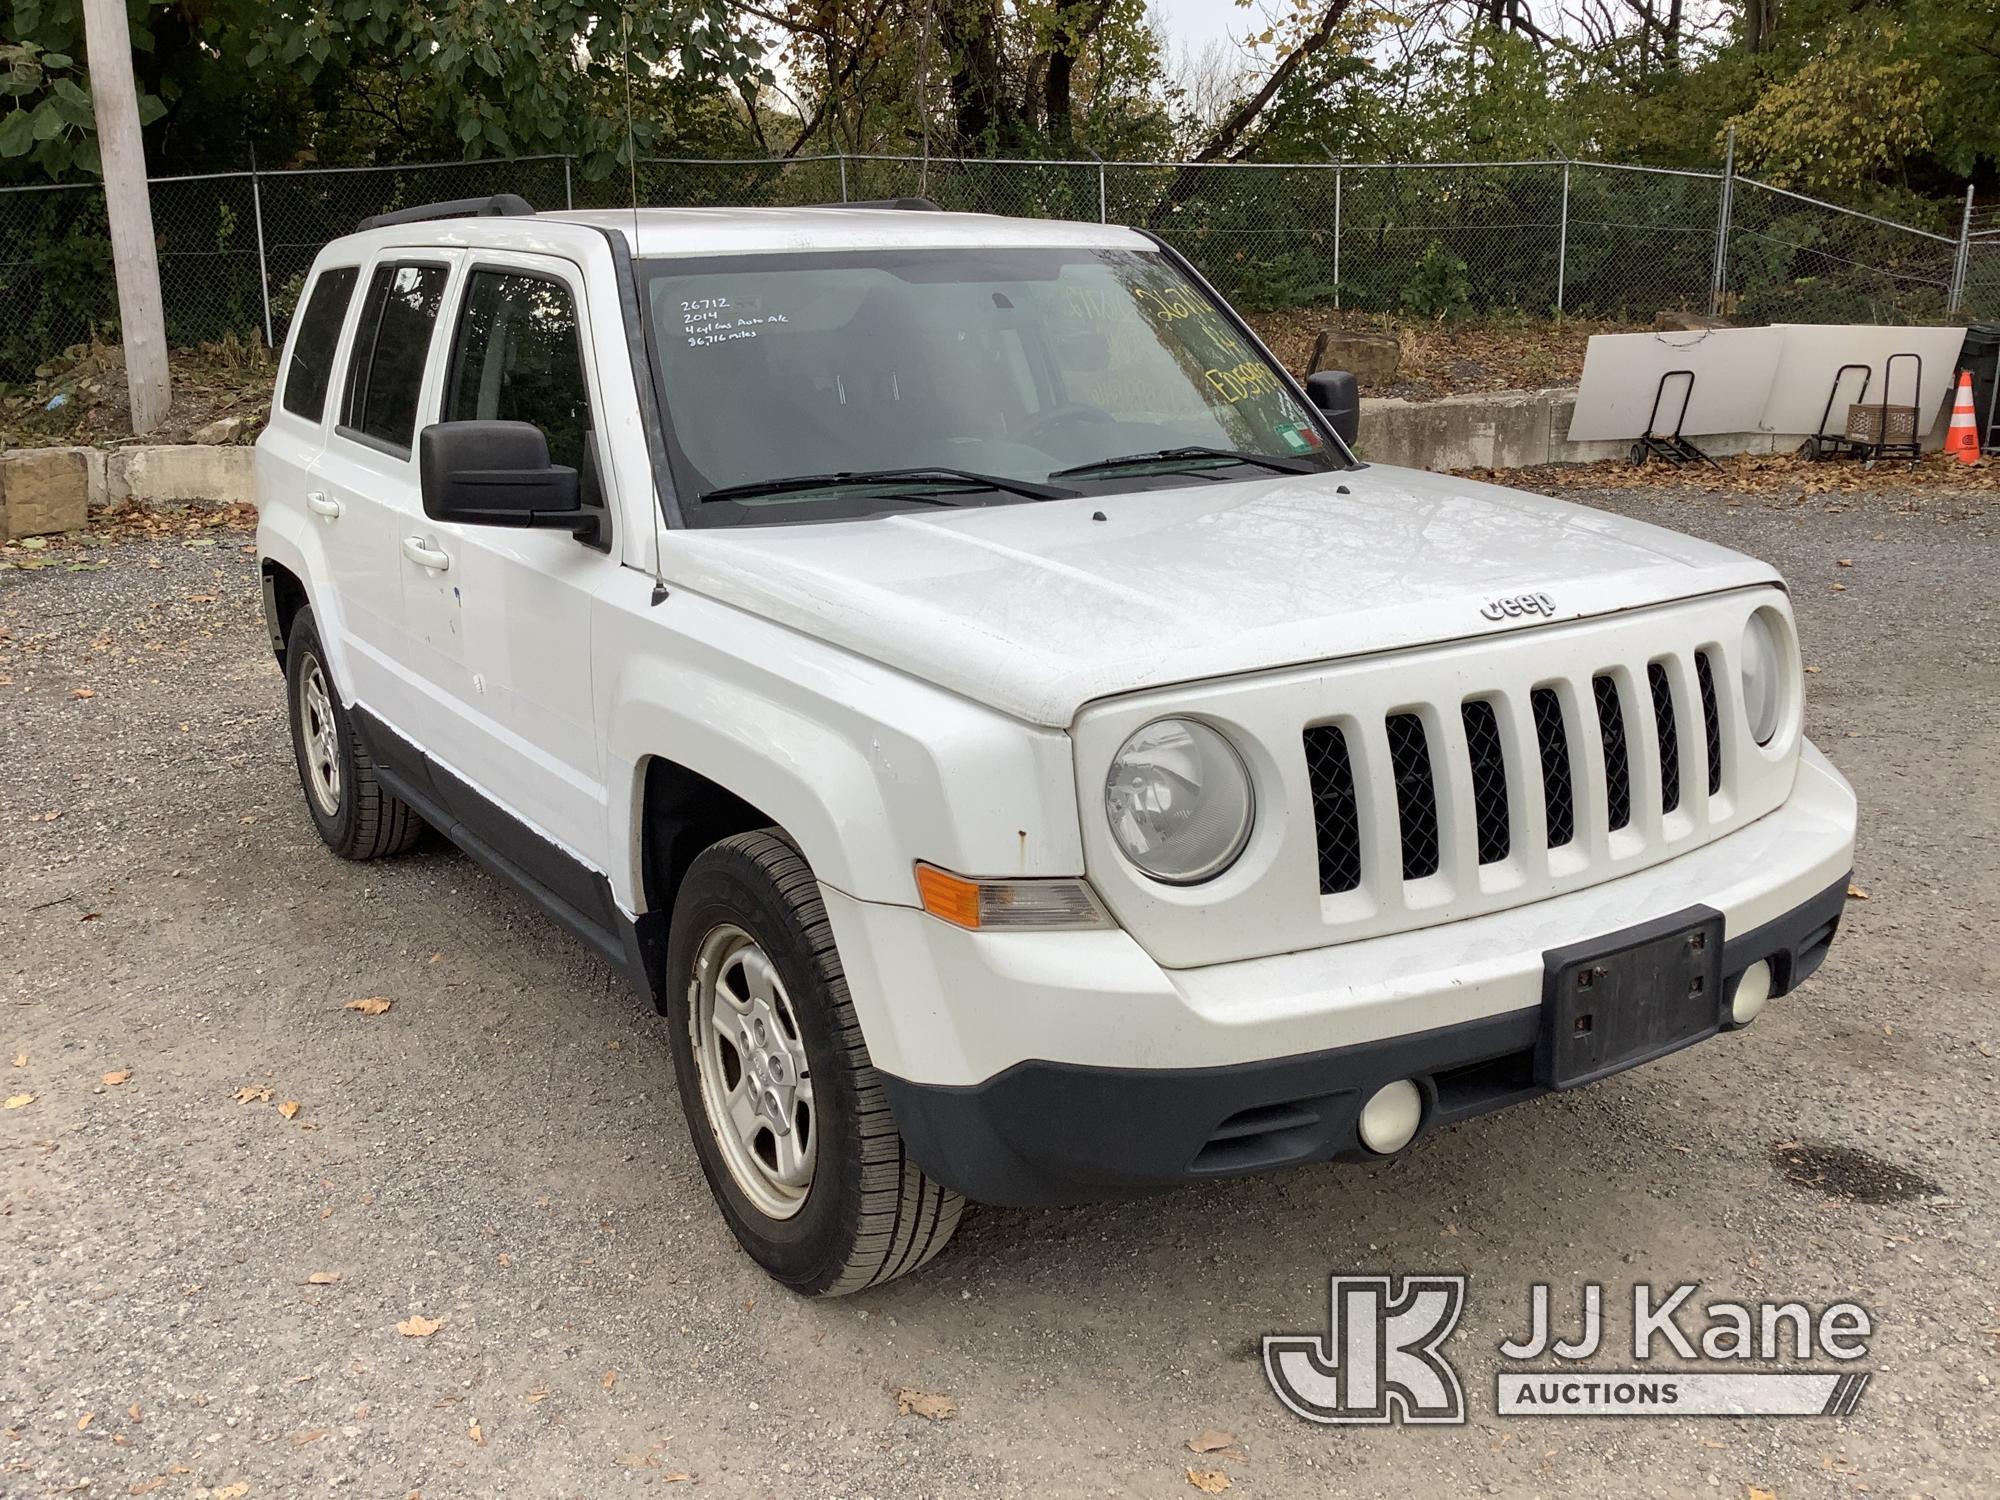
[664,842,867,1290]
[284,609,361,853]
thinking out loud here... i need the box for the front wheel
[663,830,962,1295]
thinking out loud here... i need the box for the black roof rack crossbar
[822,197,944,211]
[356,193,536,232]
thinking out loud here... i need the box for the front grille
[1303,724,1362,894]
[1531,687,1575,848]
[1648,662,1681,814]
[1303,647,1729,901]
[1694,650,1723,795]
[1462,700,1510,864]
[1594,674,1632,832]
[1385,713,1441,880]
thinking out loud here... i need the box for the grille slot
[1385,713,1441,880]
[1462,700,1510,864]
[1531,687,1575,848]
[1593,674,1632,832]
[1648,662,1681,815]
[1302,725,1363,895]
[1694,650,1722,795]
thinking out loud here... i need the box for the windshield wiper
[1050,445,1318,480]
[700,467,1079,504]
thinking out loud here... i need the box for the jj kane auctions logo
[1264,1277,1874,1425]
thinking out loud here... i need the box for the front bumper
[878,874,1847,1204]
[821,742,1856,1205]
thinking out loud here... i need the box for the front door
[395,253,622,878]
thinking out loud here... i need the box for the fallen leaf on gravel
[469,1419,485,1446]
[1749,1489,1776,1500]
[70,687,96,699]
[1804,665,1822,673]
[277,1100,301,1120]
[602,1369,618,1391]
[306,1271,341,1285]
[1837,558,1853,567]
[213,1486,248,1500]
[129,1482,165,1497]
[342,997,393,1016]
[102,1069,132,1086]
[1830,582,1847,592]
[293,1429,328,1447]
[397,1314,444,1338]
[127,1405,141,1421]
[895,1387,957,1421]
[234,1084,273,1103]
[3,1093,33,1109]
[525,1388,548,1404]
[1187,1428,1237,1454]
[11,1052,24,1067]
[1187,1468,1231,1494]
[77,1412,93,1431]
[1846,883,1870,900]
[663,1476,693,1485]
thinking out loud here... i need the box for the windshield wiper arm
[1050,445,1317,479]
[700,466,1079,504]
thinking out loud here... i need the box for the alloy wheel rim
[298,656,342,818]
[689,924,816,1220]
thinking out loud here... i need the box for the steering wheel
[1018,402,1115,442]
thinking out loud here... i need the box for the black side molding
[357,194,535,232]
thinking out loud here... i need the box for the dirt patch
[1244,308,1635,398]
[1774,1141,1941,1204]
[1461,450,2000,505]
[1,335,274,449]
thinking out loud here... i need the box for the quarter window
[280,266,357,421]
[341,262,448,452]
[443,270,594,475]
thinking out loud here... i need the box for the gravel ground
[2,480,1995,1500]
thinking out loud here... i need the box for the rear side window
[281,267,357,421]
[442,270,594,473]
[341,262,449,452]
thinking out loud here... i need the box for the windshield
[638,247,1346,524]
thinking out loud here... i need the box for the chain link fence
[0,150,1986,383]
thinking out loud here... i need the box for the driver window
[443,270,594,476]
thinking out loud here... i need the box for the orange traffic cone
[1945,369,1980,464]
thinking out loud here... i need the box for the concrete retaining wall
[1354,386,1946,471]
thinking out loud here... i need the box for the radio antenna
[620,5,670,605]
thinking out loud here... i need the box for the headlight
[1104,717,1254,883]
[1740,607,1785,745]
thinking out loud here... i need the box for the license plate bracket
[1537,906,1725,1090]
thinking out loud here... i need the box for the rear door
[308,254,459,726]
[394,252,622,877]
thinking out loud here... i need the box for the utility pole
[81,0,170,433]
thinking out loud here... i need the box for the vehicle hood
[659,464,1779,727]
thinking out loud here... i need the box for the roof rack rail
[828,197,944,211]
[356,194,536,232]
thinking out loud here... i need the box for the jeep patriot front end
[256,199,1856,1292]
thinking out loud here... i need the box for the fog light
[1357,1079,1423,1154]
[1731,959,1773,1025]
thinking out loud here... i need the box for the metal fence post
[1948,184,1975,316]
[563,155,574,210]
[248,146,274,349]
[838,151,848,202]
[1709,124,1735,317]
[1556,158,1570,315]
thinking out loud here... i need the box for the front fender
[594,574,1085,913]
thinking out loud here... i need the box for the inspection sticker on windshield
[1275,420,1322,453]
[681,295,788,349]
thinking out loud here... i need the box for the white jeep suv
[256,195,1857,1295]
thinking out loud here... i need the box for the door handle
[402,535,451,572]
[306,490,341,518]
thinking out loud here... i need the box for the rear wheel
[284,607,423,860]
[664,830,962,1295]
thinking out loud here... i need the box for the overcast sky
[1153,0,1247,54]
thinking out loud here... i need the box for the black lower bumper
[879,874,1850,1206]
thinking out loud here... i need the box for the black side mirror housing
[1305,369,1361,451]
[420,420,582,528]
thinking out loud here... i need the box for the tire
[664,830,963,1295]
[284,607,424,861]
